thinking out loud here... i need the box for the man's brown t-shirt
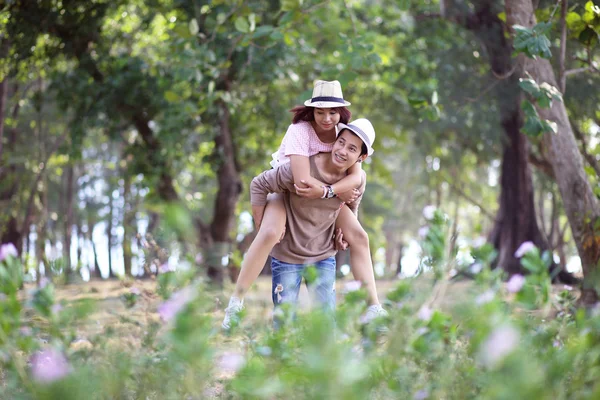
[250,154,366,264]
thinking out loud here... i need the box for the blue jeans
[271,256,336,327]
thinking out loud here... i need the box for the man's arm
[250,164,295,227]
[345,170,367,216]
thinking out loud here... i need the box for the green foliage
[513,22,553,59]
[566,1,600,45]
[521,100,559,137]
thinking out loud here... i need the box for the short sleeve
[283,123,312,157]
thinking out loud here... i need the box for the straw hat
[304,80,351,108]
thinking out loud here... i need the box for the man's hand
[333,228,349,251]
[337,188,361,203]
[294,180,324,199]
[252,205,266,231]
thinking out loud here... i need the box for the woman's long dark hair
[289,105,351,124]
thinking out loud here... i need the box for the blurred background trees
[1,0,599,299]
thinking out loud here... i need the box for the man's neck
[314,154,348,182]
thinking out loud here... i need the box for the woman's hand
[333,228,349,251]
[294,180,325,199]
[336,188,361,204]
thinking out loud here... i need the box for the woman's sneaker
[361,304,389,324]
[222,297,244,330]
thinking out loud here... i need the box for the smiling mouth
[334,153,346,162]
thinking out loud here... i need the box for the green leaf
[566,12,585,33]
[498,12,507,22]
[518,77,540,96]
[578,27,599,46]
[253,25,273,39]
[164,91,180,102]
[513,23,552,59]
[234,17,250,33]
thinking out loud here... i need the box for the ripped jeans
[271,256,336,328]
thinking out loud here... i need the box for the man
[246,118,383,326]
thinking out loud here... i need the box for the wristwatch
[325,185,336,199]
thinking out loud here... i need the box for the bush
[1,210,600,400]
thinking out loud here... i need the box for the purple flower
[472,236,487,249]
[157,286,195,322]
[195,253,204,264]
[506,274,526,293]
[422,205,436,220]
[0,243,18,262]
[159,262,175,274]
[414,389,430,400]
[19,326,32,336]
[343,280,362,293]
[418,226,429,238]
[51,304,63,315]
[216,351,245,374]
[479,325,520,367]
[418,305,433,321]
[30,348,71,383]
[130,287,141,295]
[514,241,536,258]
[39,277,51,289]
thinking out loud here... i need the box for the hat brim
[304,100,351,108]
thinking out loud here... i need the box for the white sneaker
[361,304,388,324]
[222,297,243,330]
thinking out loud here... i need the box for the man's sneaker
[222,297,243,330]
[361,304,389,324]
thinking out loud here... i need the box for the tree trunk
[107,186,115,278]
[396,242,405,276]
[505,0,600,303]
[460,1,569,279]
[203,98,242,286]
[36,175,48,283]
[63,162,74,280]
[122,172,133,277]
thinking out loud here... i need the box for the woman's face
[313,108,340,132]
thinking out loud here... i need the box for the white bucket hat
[304,80,351,108]
[337,118,376,156]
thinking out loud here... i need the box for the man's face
[331,130,366,168]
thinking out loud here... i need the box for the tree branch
[573,125,600,177]
[447,181,496,221]
[558,0,568,93]
[528,151,555,178]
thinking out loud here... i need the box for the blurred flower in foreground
[157,286,195,322]
[418,305,433,321]
[422,205,436,220]
[479,325,520,367]
[506,274,526,293]
[216,351,245,374]
[39,277,51,289]
[343,280,362,293]
[514,241,536,258]
[472,236,487,248]
[0,243,18,262]
[130,287,141,295]
[195,252,204,264]
[418,226,429,238]
[51,304,63,315]
[476,290,495,305]
[159,262,175,274]
[30,348,71,383]
[414,389,430,400]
